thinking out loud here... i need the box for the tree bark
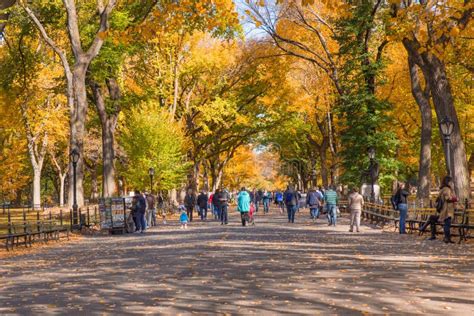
[408,57,432,200]
[90,79,119,197]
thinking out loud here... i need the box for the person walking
[213,189,221,221]
[237,187,251,226]
[135,190,147,233]
[393,182,410,234]
[179,210,189,229]
[348,187,364,232]
[184,189,196,222]
[157,193,166,224]
[420,176,457,243]
[324,186,338,226]
[315,187,324,219]
[146,192,156,227]
[219,188,230,225]
[306,187,322,220]
[274,190,284,213]
[284,185,299,223]
[262,190,271,214]
[197,190,208,221]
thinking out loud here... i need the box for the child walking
[180,210,189,229]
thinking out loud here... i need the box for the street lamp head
[70,149,80,164]
[440,116,454,137]
[368,147,376,160]
[148,167,155,176]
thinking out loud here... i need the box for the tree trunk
[68,69,88,207]
[422,53,470,199]
[32,168,41,209]
[408,57,432,200]
[90,80,119,198]
[319,146,329,188]
[59,173,66,206]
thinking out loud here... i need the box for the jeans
[199,206,207,220]
[286,205,297,223]
[147,208,156,227]
[263,200,270,213]
[186,206,193,222]
[221,205,228,224]
[443,217,452,240]
[310,207,319,219]
[137,212,146,232]
[214,205,221,220]
[327,204,337,225]
[398,203,408,234]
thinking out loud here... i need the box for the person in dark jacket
[135,190,147,233]
[184,189,196,222]
[306,187,322,220]
[197,191,209,221]
[213,189,221,221]
[394,182,410,234]
[284,185,299,223]
[218,188,230,225]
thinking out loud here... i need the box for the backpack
[285,192,294,204]
[276,192,283,202]
[391,191,401,210]
[308,192,320,207]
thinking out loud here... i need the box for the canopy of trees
[0,0,471,207]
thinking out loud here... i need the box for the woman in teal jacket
[237,188,251,226]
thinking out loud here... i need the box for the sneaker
[349,229,353,232]
[428,236,436,240]
[356,230,360,233]
[443,239,455,244]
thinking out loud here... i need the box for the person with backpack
[324,186,338,226]
[274,190,284,213]
[218,188,230,225]
[306,187,322,220]
[420,176,457,243]
[184,188,196,222]
[284,185,299,223]
[237,187,251,226]
[393,182,410,234]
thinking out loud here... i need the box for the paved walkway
[1,209,473,315]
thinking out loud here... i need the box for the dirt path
[1,209,473,315]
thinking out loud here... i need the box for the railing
[0,205,100,236]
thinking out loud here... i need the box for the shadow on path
[1,209,473,315]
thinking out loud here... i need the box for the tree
[389,0,472,199]
[20,0,118,207]
[120,103,190,191]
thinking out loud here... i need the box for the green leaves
[120,103,190,191]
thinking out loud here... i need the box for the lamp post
[70,149,80,228]
[439,116,454,176]
[368,147,376,202]
[148,167,155,193]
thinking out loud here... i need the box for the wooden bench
[0,220,69,251]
